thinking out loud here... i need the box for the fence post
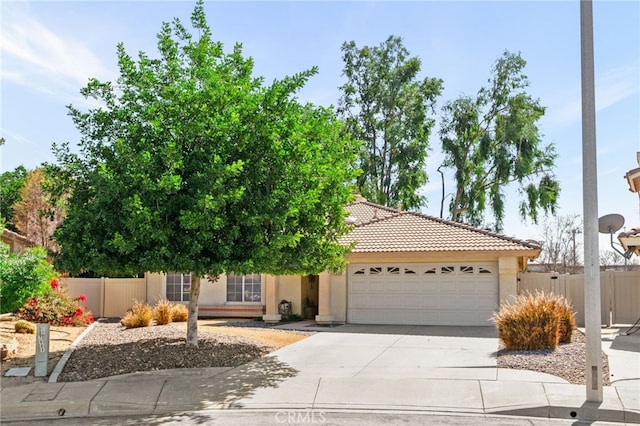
[100,277,106,318]
[601,269,614,326]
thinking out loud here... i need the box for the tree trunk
[186,278,201,347]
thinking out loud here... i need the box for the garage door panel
[349,294,371,308]
[348,263,498,326]
[457,295,481,309]
[403,295,425,308]
[351,281,369,292]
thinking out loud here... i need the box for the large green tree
[439,50,559,231]
[0,165,29,231]
[338,36,443,210]
[51,1,358,346]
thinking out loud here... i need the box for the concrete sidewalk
[1,362,638,423]
[1,324,638,424]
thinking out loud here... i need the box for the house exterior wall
[65,272,268,319]
[498,256,519,304]
[276,275,302,316]
[197,275,228,305]
[330,272,347,323]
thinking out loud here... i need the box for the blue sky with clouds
[1,0,639,254]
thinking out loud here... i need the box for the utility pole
[580,0,603,403]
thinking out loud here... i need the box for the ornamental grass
[170,303,188,322]
[153,298,173,325]
[120,300,153,329]
[493,290,576,351]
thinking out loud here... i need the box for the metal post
[580,0,603,402]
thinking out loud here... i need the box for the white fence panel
[103,278,147,318]
[518,271,640,327]
[62,277,102,318]
[611,271,640,324]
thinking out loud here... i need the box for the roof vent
[397,202,402,213]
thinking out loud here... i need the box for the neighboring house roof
[618,227,640,257]
[1,228,35,253]
[341,200,541,256]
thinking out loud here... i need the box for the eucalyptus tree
[338,36,443,210]
[51,1,358,346]
[439,50,559,231]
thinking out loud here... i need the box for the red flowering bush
[17,279,95,326]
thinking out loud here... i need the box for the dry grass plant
[120,300,153,329]
[549,294,576,343]
[493,291,576,350]
[153,298,173,325]
[170,303,188,322]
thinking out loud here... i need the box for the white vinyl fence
[518,270,640,327]
[61,277,147,318]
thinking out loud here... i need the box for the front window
[227,274,262,302]
[166,273,191,302]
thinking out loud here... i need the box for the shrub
[120,300,153,329]
[0,244,56,314]
[14,319,36,334]
[549,295,576,343]
[493,291,565,350]
[170,303,188,322]
[282,313,303,322]
[153,298,173,325]
[17,279,94,326]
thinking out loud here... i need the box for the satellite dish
[598,213,625,234]
[598,213,634,260]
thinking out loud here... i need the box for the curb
[49,321,97,383]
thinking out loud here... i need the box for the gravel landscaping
[58,319,311,382]
[497,330,610,385]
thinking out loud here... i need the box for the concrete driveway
[235,324,574,412]
[270,324,500,381]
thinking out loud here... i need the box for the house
[0,228,34,254]
[619,151,640,256]
[142,198,541,327]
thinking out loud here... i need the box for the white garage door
[347,263,498,326]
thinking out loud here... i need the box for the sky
[1,0,639,258]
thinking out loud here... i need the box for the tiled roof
[341,201,541,253]
[618,227,640,257]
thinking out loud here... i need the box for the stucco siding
[276,275,302,315]
[330,273,347,323]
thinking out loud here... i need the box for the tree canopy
[13,168,64,252]
[0,165,28,232]
[338,36,443,210]
[439,50,560,231]
[51,1,359,345]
